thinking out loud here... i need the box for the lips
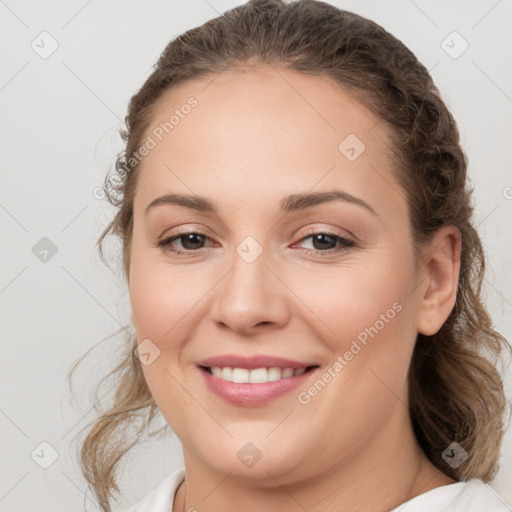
[197,354,320,407]
[197,354,316,370]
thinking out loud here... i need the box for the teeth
[249,367,268,383]
[282,368,295,378]
[232,368,249,383]
[220,367,232,381]
[268,367,282,382]
[209,366,307,383]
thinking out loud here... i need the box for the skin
[128,65,461,512]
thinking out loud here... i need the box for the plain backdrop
[1,0,511,510]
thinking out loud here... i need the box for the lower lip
[199,367,318,407]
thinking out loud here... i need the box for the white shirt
[119,468,511,512]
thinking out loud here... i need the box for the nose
[209,246,290,336]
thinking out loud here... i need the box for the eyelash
[156,229,355,256]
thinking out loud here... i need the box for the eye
[156,229,355,255]
[157,231,212,254]
[294,231,355,254]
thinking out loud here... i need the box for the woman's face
[129,66,431,482]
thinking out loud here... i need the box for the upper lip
[197,354,317,370]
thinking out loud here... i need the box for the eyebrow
[145,189,377,216]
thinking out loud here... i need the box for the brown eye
[158,232,211,254]
[296,232,355,254]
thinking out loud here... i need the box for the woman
[70,1,511,511]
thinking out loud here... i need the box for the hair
[68,1,512,510]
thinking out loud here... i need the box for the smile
[202,366,310,383]
[198,363,319,407]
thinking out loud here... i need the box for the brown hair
[68,1,511,510]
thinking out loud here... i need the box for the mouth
[199,365,319,383]
[196,357,320,407]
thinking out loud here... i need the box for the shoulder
[117,467,186,512]
[390,479,511,512]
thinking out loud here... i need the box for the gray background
[1,0,511,510]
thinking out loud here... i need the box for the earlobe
[417,226,461,336]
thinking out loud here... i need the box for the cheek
[129,251,206,344]
[304,253,415,345]
[295,274,417,445]
[302,252,419,413]
[129,259,202,420]
[322,261,417,388]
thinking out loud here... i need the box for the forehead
[143,65,389,159]
[133,65,405,221]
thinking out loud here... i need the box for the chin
[190,434,309,485]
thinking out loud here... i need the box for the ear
[416,225,461,336]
